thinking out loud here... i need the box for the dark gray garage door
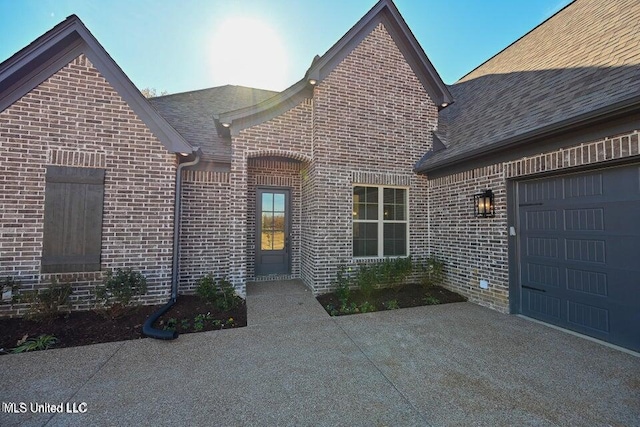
[517,164,640,352]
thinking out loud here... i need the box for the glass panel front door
[256,189,290,275]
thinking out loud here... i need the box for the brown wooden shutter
[42,166,105,273]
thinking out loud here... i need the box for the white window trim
[352,184,410,259]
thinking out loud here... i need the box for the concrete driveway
[1,280,638,426]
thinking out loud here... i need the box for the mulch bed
[0,295,246,355]
[317,283,466,315]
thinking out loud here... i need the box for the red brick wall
[178,170,230,293]
[229,99,313,296]
[428,131,640,312]
[308,22,437,292]
[228,22,438,294]
[428,165,509,311]
[0,55,176,316]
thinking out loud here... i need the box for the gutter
[415,94,640,174]
[143,150,201,340]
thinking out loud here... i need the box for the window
[353,186,408,258]
[41,166,105,273]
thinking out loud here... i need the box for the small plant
[180,319,191,330]
[226,317,235,327]
[216,279,239,311]
[359,301,377,313]
[195,274,217,303]
[392,256,413,290]
[333,265,352,307]
[356,264,379,301]
[212,319,222,328]
[23,278,73,320]
[342,302,360,315]
[424,296,440,305]
[377,257,413,290]
[420,257,445,289]
[384,299,400,310]
[96,268,147,314]
[196,274,239,311]
[163,317,178,331]
[326,304,339,316]
[193,314,206,331]
[11,334,58,353]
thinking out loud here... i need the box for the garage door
[517,164,640,352]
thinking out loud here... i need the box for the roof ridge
[152,84,278,100]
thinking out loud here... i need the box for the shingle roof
[416,0,640,172]
[149,85,277,160]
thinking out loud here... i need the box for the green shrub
[195,275,239,312]
[216,278,239,311]
[359,301,377,313]
[163,317,177,331]
[22,278,73,320]
[424,296,440,305]
[195,273,217,302]
[356,264,379,300]
[193,314,206,331]
[95,268,147,310]
[381,257,413,290]
[11,334,58,353]
[333,265,351,307]
[384,299,400,310]
[420,257,445,288]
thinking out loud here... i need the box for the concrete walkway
[1,280,639,426]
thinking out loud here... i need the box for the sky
[0,0,573,94]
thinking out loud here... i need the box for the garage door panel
[566,267,607,296]
[522,289,561,320]
[567,301,609,333]
[525,210,559,230]
[526,262,561,288]
[520,180,561,203]
[525,236,559,258]
[564,207,604,231]
[564,172,603,199]
[517,164,640,352]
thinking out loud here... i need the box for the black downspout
[143,152,200,340]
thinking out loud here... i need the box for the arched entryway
[246,153,310,282]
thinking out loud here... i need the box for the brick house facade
[0,19,195,317]
[414,0,640,351]
[1,0,638,352]
[0,54,183,316]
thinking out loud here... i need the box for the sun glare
[209,17,290,91]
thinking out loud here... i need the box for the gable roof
[149,85,277,161]
[0,15,195,155]
[415,0,640,173]
[216,0,452,134]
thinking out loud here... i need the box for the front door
[255,188,290,276]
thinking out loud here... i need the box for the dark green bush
[356,263,378,301]
[420,257,445,288]
[96,268,147,309]
[195,274,239,311]
[333,265,351,307]
[20,278,73,320]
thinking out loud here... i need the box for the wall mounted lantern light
[474,189,495,218]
